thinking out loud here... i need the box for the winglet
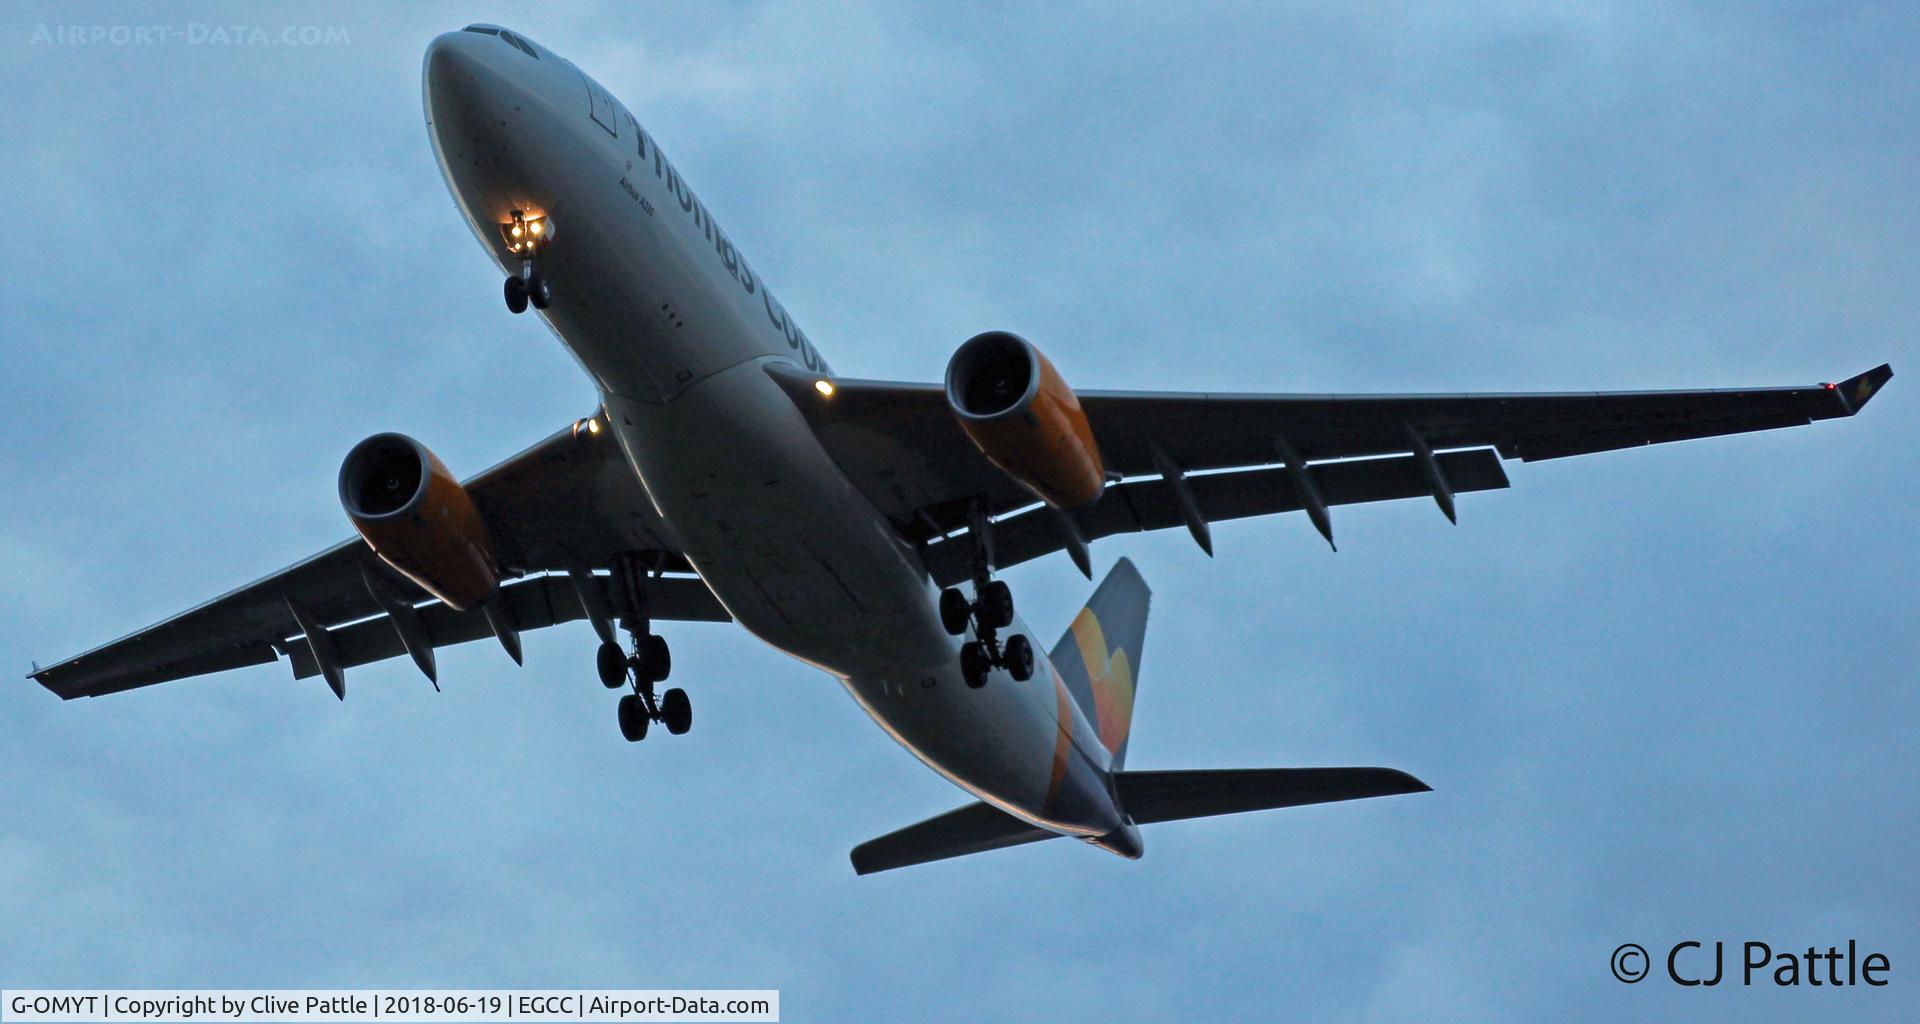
[1827,363,1893,416]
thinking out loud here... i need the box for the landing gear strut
[501,210,554,314]
[944,502,1035,688]
[599,556,691,742]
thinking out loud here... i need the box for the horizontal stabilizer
[1115,767,1430,824]
[849,767,1429,874]
[850,801,1053,875]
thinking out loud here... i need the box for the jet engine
[944,331,1106,508]
[338,433,501,610]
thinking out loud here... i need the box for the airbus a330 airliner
[32,26,1891,873]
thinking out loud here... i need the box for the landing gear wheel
[504,275,529,314]
[939,587,971,636]
[661,687,692,735]
[528,270,552,310]
[960,641,992,689]
[977,580,1015,631]
[596,641,628,688]
[637,633,672,682]
[1003,634,1035,682]
[617,693,649,742]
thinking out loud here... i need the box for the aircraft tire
[939,588,971,635]
[617,694,649,742]
[596,641,628,688]
[662,687,692,735]
[504,275,529,314]
[960,641,991,688]
[528,270,552,309]
[1004,634,1034,682]
[978,580,1014,630]
[640,634,672,682]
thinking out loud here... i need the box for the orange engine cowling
[945,331,1106,508]
[338,433,500,611]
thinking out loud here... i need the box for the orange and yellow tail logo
[1067,608,1136,758]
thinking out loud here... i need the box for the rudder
[1050,557,1150,768]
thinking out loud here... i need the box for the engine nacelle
[339,433,500,611]
[944,331,1106,508]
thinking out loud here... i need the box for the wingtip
[1383,768,1433,795]
[1830,363,1893,414]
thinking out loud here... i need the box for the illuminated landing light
[587,418,601,435]
[814,379,835,397]
[500,211,556,252]
[572,417,604,438]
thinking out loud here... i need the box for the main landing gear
[600,631,691,742]
[500,209,553,314]
[595,557,690,742]
[941,504,1034,689]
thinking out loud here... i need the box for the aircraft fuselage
[421,27,1128,845]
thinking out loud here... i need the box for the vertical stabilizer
[1050,557,1150,768]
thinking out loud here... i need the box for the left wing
[32,421,726,700]
[770,361,1892,582]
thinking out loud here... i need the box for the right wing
[771,362,1892,583]
[31,421,727,700]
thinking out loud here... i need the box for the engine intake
[339,433,500,610]
[945,331,1106,508]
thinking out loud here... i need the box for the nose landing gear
[500,210,554,314]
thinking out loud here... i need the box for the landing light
[814,379,835,397]
[500,212,555,253]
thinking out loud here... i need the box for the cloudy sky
[3,2,1915,1020]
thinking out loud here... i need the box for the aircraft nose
[422,31,507,127]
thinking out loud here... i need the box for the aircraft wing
[769,362,1892,583]
[31,421,727,701]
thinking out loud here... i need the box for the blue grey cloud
[3,2,1914,1021]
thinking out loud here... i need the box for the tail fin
[1051,557,1150,768]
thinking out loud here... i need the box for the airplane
[29,25,1892,874]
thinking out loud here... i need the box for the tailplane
[850,767,1428,875]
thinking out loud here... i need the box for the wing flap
[279,573,729,680]
[922,448,1508,584]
